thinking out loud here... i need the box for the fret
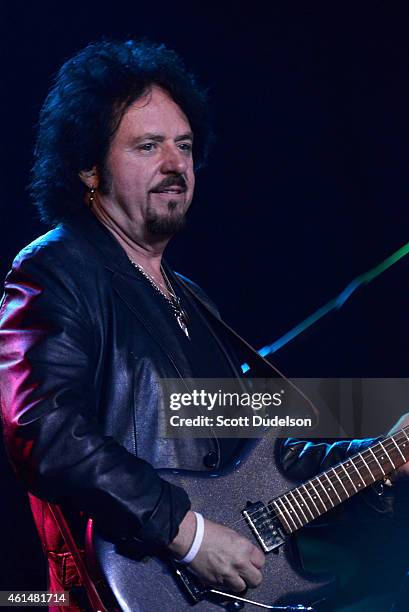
[272,499,293,533]
[398,430,409,462]
[262,429,409,544]
[346,459,367,488]
[379,440,397,471]
[281,496,300,530]
[301,484,320,518]
[391,437,406,463]
[316,475,335,508]
[323,472,342,503]
[281,494,304,529]
[309,479,331,511]
[340,464,358,493]
[368,446,386,476]
[398,430,409,461]
[358,451,376,482]
[288,491,308,525]
[306,481,326,513]
[331,466,349,498]
[277,496,299,531]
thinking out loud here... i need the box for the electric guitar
[86,427,409,611]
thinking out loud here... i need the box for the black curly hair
[29,39,212,226]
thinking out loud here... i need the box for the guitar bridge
[243,501,286,553]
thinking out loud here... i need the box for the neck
[89,200,168,277]
[273,427,409,535]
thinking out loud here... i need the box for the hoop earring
[88,187,96,209]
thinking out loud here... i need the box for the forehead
[114,85,192,142]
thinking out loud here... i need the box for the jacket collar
[64,207,140,277]
[63,209,250,380]
[63,209,197,376]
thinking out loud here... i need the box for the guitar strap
[174,276,286,375]
[47,502,109,612]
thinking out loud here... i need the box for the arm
[0,247,264,591]
[0,248,189,547]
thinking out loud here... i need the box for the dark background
[0,1,408,608]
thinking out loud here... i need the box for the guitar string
[225,428,408,530]
[230,428,409,529]
[222,426,409,532]
[258,427,409,521]
[223,432,404,531]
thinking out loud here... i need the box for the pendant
[177,313,190,339]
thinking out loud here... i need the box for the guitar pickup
[243,501,286,553]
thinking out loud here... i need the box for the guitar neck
[272,426,409,533]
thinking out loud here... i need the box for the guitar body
[87,437,336,611]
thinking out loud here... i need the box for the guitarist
[0,39,408,611]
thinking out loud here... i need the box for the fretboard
[272,426,409,533]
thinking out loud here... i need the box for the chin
[146,211,187,238]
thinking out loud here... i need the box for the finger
[240,565,263,588]
[226,575,247,593]
[249,547,265,569]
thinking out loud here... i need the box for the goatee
[146,201,187,238]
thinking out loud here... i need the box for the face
[97,85,195,242]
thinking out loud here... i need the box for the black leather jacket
[0,209,382,554]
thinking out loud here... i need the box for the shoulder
[8,218,112,305]
[12,223,94,274]
[3,223,104,319]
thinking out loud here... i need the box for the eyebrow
[131,132,194,144]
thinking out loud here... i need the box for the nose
[160,144,189,175]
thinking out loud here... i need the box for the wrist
[176,512,204,564]
[167,510,196,558]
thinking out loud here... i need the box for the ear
[79,166,100,189]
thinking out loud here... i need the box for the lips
[156,188,185,193]
[150,188,186,197]
[150,178,187,194]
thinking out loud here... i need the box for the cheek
[115,163,147,194]
[189,168,196,191]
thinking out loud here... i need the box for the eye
[138,142,157,151]
[178,142,193,153]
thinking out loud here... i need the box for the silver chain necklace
[129,259,190,339]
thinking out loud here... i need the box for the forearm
[0,256,190,547]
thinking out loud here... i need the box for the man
[0,39,406,611]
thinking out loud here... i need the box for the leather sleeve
[0,247,190,547]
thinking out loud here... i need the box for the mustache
[150,175,187,192]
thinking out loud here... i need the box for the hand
[168,510,265,592]
[387,412,409,479]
